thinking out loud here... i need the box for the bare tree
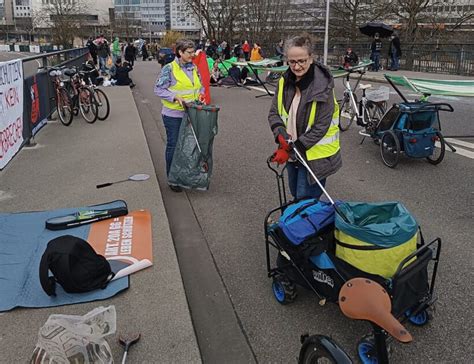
[330,0,395,42]
[185,0,291,44]
[185,0,244,41]
[114,12,141,41]
[34,0,89,48]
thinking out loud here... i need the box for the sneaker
[169,185,182,193]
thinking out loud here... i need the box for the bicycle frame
[342,70,372,126]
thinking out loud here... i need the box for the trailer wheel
[272,273,297,304]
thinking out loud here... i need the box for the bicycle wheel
[93,88,110,120]
[78,87,98,123]
[57,88,73,126]
[380,130,400,168]
[426,131,445,165]
[338,93,357,131]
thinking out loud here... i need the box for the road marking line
[437,142,474,159]
[445,138,474,150]
[247,85,273,95]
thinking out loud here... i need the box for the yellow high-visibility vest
[277,77,340,160]
[161,60,202,111]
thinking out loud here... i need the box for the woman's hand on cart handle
[271,147,290,165]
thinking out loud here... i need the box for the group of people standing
[370,32,402,72]
[204,39,265,62]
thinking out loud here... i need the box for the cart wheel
[426,131,445,165]
[298,336,339,364]
[272,273,297,304]
[338,93,356,131]
[405,308,431,326]
[380,130,400,168]
[357,335,378,364]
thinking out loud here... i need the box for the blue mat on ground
[0,201,129,312]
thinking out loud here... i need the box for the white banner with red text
[0,59,24,170]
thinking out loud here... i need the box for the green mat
[385,74,474,97]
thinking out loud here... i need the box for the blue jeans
[390,51,400,70]
[287,162,326,200]
[371,52,380,71]
[99,56,108,73]
[162,115,182,177]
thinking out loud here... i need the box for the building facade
[170,0,199,32]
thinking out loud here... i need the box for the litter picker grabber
[96,174,150,189]
[119,333,141,364]
[290,141,349,223]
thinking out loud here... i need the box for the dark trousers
[162,114,182,177]
[287,162,327,200]
[390,51,400,70]
[371,51,380,71]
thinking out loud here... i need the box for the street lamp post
[323,0,330,65]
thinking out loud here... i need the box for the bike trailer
[378,102,442,158]
[334,201,418,278]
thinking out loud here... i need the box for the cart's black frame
[264,156,442,317]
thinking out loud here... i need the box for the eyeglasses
[288,58,310,67]
[184,49,196,55]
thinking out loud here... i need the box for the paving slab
[0,86,201,363]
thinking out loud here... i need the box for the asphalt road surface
[134,61,473,363]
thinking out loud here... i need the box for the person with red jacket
[242,40,251,61]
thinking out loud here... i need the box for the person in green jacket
[112,37,121,64]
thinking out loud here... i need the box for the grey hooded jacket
[268,62,342,182]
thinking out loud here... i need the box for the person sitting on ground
[343,47,359,69]
[218,63,242,86]
[111,58,135,87]
[210,61,223,85]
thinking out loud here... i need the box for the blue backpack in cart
[278,199,335,245]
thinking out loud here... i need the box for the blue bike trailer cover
[335,201,418,247]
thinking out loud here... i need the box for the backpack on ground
[39,235,114,296]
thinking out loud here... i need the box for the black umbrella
[359,22,394,38]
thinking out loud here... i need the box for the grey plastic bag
[168,103,219,190]
[30,305,116,364]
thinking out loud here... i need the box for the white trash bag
[30,305,116,364]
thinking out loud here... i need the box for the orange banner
[87,210,153,279]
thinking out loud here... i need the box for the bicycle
[48,67,74,126]
[338,65,388,133]
[63,67,98,123]
[79,62,111,121]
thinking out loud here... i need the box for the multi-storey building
[170,0,199,32]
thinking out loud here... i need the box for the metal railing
[313,43,474,76]
[21,47,90,144]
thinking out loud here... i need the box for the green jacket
[112,39,120,56]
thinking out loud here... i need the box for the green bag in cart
[335,201,418,278]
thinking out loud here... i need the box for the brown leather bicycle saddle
[339,278,413,343]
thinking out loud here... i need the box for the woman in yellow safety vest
[154,39,204,192]
[268,36,341,200]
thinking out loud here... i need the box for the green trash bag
[168,103,220,190]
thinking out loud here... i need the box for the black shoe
[169,185,182,193]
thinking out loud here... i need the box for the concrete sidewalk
[0,87,201,362]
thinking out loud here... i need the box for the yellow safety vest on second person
[161,60,202,111]
[277,77,340,160]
